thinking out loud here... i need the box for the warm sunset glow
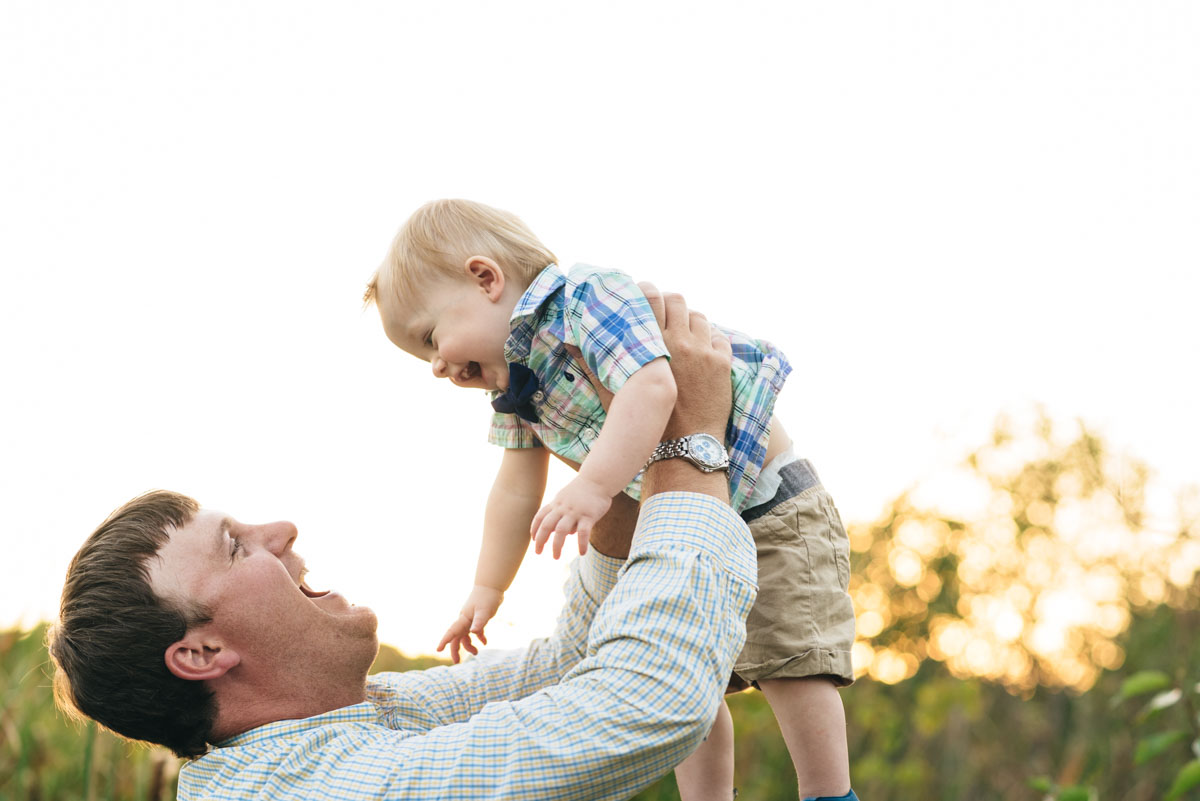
[850,411,1200,693]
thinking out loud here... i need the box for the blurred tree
[848,408,1198,693]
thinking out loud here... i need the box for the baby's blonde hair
[365,199,557,306]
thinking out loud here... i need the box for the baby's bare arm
[574,358,676,497]
[440,447,551,662]
[530,359,676,555]
[476,447,550,591]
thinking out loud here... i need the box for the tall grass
[0,625,179,801]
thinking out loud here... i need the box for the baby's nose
[431,358,448,378]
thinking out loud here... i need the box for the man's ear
[164,628,241,682]
[464,256,506,301]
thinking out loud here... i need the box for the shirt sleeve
[367,547,626,730]
[373,493,757,799]
[487,410,541,448]
[562,267,671,394]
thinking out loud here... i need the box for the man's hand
[437,584,504,664]
[639,282,732,440]
[638,282,734,499]
[530,476,613,558]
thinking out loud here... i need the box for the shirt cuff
[572,547,625,608]
[632,492,758,588]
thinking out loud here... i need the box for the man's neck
[210,676,369,743]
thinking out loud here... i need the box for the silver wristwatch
[645,433,730,473]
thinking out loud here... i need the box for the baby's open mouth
[457,362,481,383]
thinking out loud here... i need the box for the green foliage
[0,625,179,801]
[1137,731,1190,766]
[1118,671,1175,703]
[1112,657,1200,801]
[1166,761,1200,801]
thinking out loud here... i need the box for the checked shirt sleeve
[368,492,757,799]
[562,267,670,395]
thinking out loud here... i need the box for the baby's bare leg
[673,698,734,801]
[759,676,850,799]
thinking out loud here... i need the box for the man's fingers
[688,310,709,336]
[711,328,733,358]
[638,281,662,315]
[662,292,688,329]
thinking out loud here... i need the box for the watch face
[690,435,725,466]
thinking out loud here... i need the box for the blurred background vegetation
[3,411,1197,800]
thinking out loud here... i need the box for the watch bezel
[685,433,729,471]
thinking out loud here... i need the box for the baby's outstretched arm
[439,446,549,663]
[530,358,676,558]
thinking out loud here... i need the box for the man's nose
[257,520,298,556]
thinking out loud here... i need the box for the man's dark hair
[48,490,216,758]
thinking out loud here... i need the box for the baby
[365,199,859,801]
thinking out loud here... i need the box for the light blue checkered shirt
[488,264,792,510]
[177,492,757,800]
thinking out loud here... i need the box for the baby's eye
[230,537,244,561]
[423,331,434,348]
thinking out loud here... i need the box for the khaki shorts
[729,459,856,689]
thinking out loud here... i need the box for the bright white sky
[2,1,1197,656]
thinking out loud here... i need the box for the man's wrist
[642,455,730,503]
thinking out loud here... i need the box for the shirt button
[532,390,545,402]
[582,428,597,443]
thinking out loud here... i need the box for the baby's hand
[437,585,504,665]
[530,477,613,559]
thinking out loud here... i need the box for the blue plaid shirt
[176,492,758,800]
[488,264,792,510]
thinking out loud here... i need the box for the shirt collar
[215,701,382,748]
[505,263,564,362]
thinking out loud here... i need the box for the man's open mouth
[300,581,329,599]
[297,568,329,598]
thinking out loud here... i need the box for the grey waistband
[741,458,821,523]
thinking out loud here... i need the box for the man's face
[149,509,379,693]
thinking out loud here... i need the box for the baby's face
[377,273,513,392]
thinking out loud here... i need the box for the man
[50,288,759,800]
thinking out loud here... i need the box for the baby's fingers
[437,616,469,655]
[575,519,592,556]
[551,516,579,560]
[533,510,563,555]
[460,635,479,658]
[469,612,490,646]
[530,503,552,539]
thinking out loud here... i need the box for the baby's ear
[464,256,505,300]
